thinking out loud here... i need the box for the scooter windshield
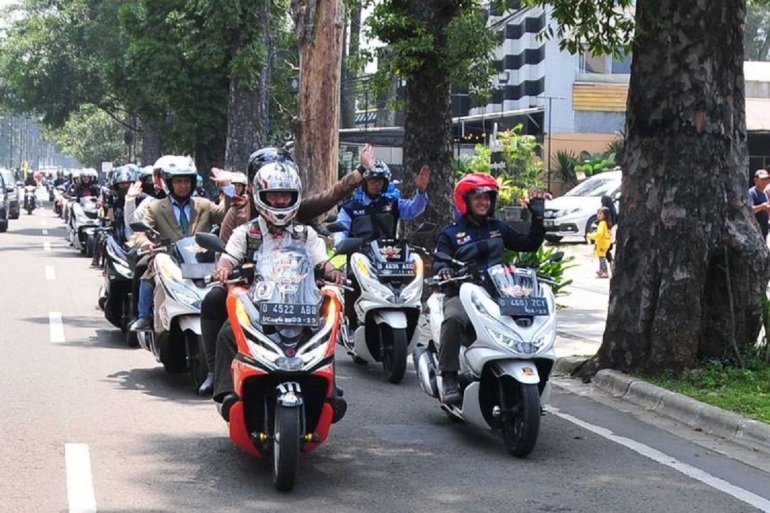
[487,264,548,317]
[487,264,541,299]
[250,238,322,327]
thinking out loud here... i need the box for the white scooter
[130,222,216,392]
[68,197,100,256]
[414,245,562,457]
[331,222,434,383]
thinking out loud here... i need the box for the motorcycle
[68,197,100,256]
[53,186,67,218]
[413,242,562,457]
[195,232,347,492]
[96,229,136,345]
[130,222,215,392]
[23,185,37,214]
[328,221,435,383]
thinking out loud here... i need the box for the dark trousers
[200,286,228,372]
[438,295,474,373]
[213,320,237,403]
[131,256,150,316]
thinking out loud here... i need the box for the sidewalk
[553,242,770,454]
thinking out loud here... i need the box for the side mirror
[326,221,347,233]
[548,251,564,262]
[334,237,364,256]
[129,221,150,233]
[195,232,227,253]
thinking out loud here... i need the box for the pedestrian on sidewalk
[749,168,770,240]
[587,207,612,278]
[600,195,618,268]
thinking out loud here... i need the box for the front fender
[491,360,540,385]
[178,316,201,335]
[372,310,407,329]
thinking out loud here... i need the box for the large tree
[366,0,497,241]
[537,0,770,375]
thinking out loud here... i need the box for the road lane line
[551,408,770,512]
[44,242,51,252]
[65,443,97,513]
[42,229,48,235]
[49,312,65,343]
[45,265,56,280]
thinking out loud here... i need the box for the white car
[543,170,621,243]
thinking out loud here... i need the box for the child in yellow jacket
[587,207,612,278]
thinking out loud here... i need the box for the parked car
[0,169,20,220]
[0,172,9,232]
[543,170,621,243]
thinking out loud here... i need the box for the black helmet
[247,147,294,183]
[362,159,391,193]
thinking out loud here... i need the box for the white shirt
[222,217,328,268]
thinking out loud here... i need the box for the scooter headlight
[352,254,395,302]
[398,255,424,304]
[162,278,202,308]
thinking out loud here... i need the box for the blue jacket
[433,215,545,295]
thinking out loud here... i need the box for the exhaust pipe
[413,344,438,398]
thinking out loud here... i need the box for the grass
[643,359,770,424]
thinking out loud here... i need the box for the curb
[553,356,770,454]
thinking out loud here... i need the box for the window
[579,49,633,75]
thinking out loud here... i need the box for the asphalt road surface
[1,194,769,513]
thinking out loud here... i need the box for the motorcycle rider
[209,161,346,420]
[197,147,374,395]
[129,156,233,331]
[432,173,549,406]
[334,160,430,331]
[68,168,100,199]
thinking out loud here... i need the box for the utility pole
[539,95,565,193]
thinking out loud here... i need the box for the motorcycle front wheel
[501,381,540,458]
[186,332,208,392]
[380,324,407,384]
[272,404,302,492]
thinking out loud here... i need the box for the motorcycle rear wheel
[272,405,302,492]
[380,324,407,384]
[501,381,540,458]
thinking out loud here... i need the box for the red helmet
[453,173,499,215]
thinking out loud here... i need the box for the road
[1,194,769,513]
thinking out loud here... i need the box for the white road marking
[65,443,97,513]
[44,242,51,252]
[45,266,56,280]
[49,312,65,343]
[42,229,48,235]
[551,408,770,512]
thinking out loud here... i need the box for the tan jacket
[219,169,363,243]
[138,196,227,245]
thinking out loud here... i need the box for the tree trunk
[140,121,162,166]
[292,0,344,203]
[224,3,270,173]
[580,0,770,378]
[340,3,361,129]
[400,65,454,251]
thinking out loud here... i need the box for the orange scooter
[196,233,346,491]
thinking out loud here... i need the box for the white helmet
[230,172,248,186]
[155,155,197,198]
[252,161,302,227]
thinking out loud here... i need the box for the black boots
[441,372,462,406]
[198,372,214,396]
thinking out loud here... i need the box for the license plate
[259,303,318,326]
[498,297,549,316]
[377,261,415,277]
[544,220,555,227]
